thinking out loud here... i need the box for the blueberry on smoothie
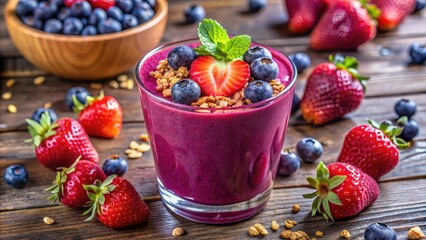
[122,14,139,29]
[98,18,123,34]
[244,80,273,103]
[116,0,134,13]
[81,25,98,35]
[107,6,124,21]
[65,86,91,110]
[277,151,301,176]
[288,52,311,73]
[171,79,201,105]
[364,223,397,240]
[243,46,272,64]
[296,138,323,163]
[31,107,58,123]
[167,45,197,70]
[102,155,128,176]
[184,5,205,24]
[250,57,279,82]
[63,17,84,35]
[70,1,92,18]
[43,18,63,33]
[3,165,29,188]
[89,8,107,26]
[395,98,417,118]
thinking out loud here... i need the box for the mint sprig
[195,19,251,62]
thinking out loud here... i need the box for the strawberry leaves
[25,111,58,147]
[303,161,346,221]
[83,174,117,221]
[368,118,410,149]
[195,19,251,62]
[329,54,369,91]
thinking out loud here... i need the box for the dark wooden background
[1,0,425,239]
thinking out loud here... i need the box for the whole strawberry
[74,92,122,139]
[26,112,99,170]
[371,0,415,31]
[304,162,379,221]
[310,0,380,51]
[300,54,368,125]
[337,119,410,180]
[46,157,106,208]
[285,0,329,35]
[84,175,150,228]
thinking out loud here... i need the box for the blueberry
[71,1,92,18]
[132,6,154,24]
[43,18,62,34]
[244,80,273,103]
[142,0,156,8]
[65,87,91,110]
[33,1,57,20]
[243,46,272,64]
[133,0,151,10]
[171,79,201,105]
[288,52,311,73]
[167,45,197,70]
[49,0,63,7]
[277,151,301,176]
[248,0,266,13]
[107,6,124,21]
[63,17,84,35]
[364,223,397,240]
[184,5,205,24]
[57,7,71,21]
[291,93,300,115]
[22,16,43,30]
[102,155,128,176]
[399,119,419,142]
[81,18,88,26]
[31,107,58,123]
[122,14,139,29]
[98,18,122,34]
[116,0,133,13]
[81,25,97,35]
[409,43,426,64]
[250,57,279,82]
[395,98,417,118]
[89,8,107,26]
[413,0,426,13]
[296,138,323,163]
[16,0,38,18]
[3,165,29,188]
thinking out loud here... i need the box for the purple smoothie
[136,39,296,224]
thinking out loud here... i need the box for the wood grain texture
[3,0,168,80]
[1,179,425,240]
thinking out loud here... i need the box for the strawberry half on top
[190,19,251,97]
[26,112,99,171]
[337,119,410,180]
[73,91,122,139]
[46,157,106,208]
[300,54,368,125]
[304,162,379,221]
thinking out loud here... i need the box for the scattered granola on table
[340,229,351,239]
[172,227,185,237]
[292,204,301,213]
[407,226,425,240]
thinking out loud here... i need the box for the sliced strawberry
[189,56,250,97]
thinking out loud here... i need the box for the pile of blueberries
[15,0,156,35]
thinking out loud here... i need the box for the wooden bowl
[4,0,168,80]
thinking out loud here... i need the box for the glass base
[158,179,272,224]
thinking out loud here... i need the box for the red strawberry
[74,92,122,139]
[89,0,115,10]
[26,113,99,171]
[189,56,250,97]
[337,119,410,180]
[46,157,106,208]
[304,162,379,220]
[285,0,329,35]
[310,0,380,51]
[300,54,367,125]
[371,0,415,31]
[83,175,150,228]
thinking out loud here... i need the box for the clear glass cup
[135,39,297,224]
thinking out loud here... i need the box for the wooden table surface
[1,0,426,239]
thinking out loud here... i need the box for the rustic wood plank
[1,179,425,239]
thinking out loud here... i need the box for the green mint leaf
[194,46,212,56]
[224,35,251,61]
[197,19,229,58]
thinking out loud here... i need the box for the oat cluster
[150,59,286,108]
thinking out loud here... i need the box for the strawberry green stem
[359,0,381,21]
[83,174,117,221]
[303,162,347,221]
[73,90,104,114]
[329,54,369,92]
[368,119,410,149]
[25,111,59,147]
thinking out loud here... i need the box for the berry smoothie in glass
[135,19,297,224]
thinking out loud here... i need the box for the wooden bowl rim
[4,0,168,42]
